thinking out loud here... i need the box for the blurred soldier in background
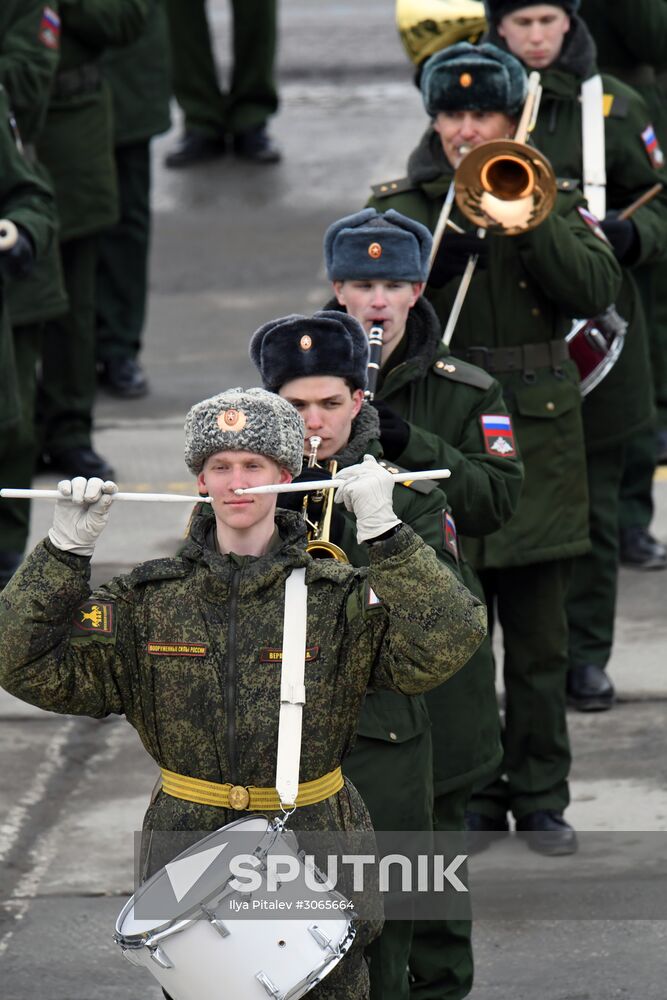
[580,0,667,567]
[36,0,148,482]
[164,0,281,167]
[485,0,667,710]
[0,2,66,588]
[96,0,171,398]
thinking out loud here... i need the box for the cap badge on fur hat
[460,72,473,87]
[300,334,312,351]
[368,241,382,259]
[218,407,246,431]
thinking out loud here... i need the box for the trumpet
[301,436,349,562]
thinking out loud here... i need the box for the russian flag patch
[641,124,664,169]
[480,413,516,457]
[443,510,459,561]
[39,7,60,50]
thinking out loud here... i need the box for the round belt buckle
[229,785,250,810]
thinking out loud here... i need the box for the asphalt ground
[1,2,667,997]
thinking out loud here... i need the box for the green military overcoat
[0,84,56,427]
[367,137,622,567]
[487,15,667,451]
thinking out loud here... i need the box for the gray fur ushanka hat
[484,0,579,22]
[250,311,369,392]
[184,387,305,475]
[420,41,527,118]
[323,208,432,282]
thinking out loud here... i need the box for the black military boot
[619,526,667,570]
[464,810,509,853]
[232,124,281,163]
[41,446,114,481]
[515,811,578,856]
[567,663,615,712]
[164,130,227,168]
[98,358,148,398]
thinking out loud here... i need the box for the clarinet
[364,322,385,401]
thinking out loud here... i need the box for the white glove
[48,477,118,555]
[334,454,401,543]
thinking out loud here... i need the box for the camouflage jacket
[0,508,485,872]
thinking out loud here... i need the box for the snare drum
[114,815,355,1000]
[566,306,627,396]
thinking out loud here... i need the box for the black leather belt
[53,63,101,99]
[464,340,569,374]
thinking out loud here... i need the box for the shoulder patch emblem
[442,510,459,562]
[577,206,610,243]
[39,7,61,50]
[641,125,665,169]
[480,414,517,457]
[72,601,115,636]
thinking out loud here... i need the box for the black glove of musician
[277,463,333,513]
[0,226,35,279]
[600,213,640,266]
[372,400,410,461]
[428,230,489,289]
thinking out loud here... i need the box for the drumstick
[618,182,663,220]
[0,489,210,503]
[235,469,452,495]
[0,219,18,251]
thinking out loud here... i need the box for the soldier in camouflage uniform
[250,307,472,1000]
[0,387,486,1000]
[317,212,520,999]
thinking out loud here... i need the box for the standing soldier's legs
[343,731,434,1000]
[96,141,151,397]
[0,324,42,588]
[38,237,113,479]
[567,444,626,710]
[409,783,474,1000]
[227,0,279,134]
[165,0,226,137]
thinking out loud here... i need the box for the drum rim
[115,815,273,943]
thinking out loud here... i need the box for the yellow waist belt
[159,765,344,811]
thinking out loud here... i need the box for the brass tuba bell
[303,437,349,562]
[454,138,557,236]
[395,0,487,66]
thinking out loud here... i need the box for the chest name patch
[39,7,61,50]
[72,601,115,636]
[259,646,320,664]
[480,414,517,457]
[147,642,208,657]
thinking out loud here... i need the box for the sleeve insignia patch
[641,125,665,169]
[39,7,61,50]
[259,645,320,663]
[577,206,610,243]
[147,642,208,657]
[480,414,517,457]
[366,583,383,610]
[442,510,459,561]
[72,601,115,636]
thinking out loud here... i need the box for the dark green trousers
[38,237,97,454]
[343,730,433,1000]
[568,443,626,670]
[0,324,42,555]
[408,783,473,1000]
[96,142,151,363]
[470,560,573,820]
[618,426,657,530]
[165,0,278,136]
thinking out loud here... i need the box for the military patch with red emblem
[480,414,517,457]
[39,7,60,50]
